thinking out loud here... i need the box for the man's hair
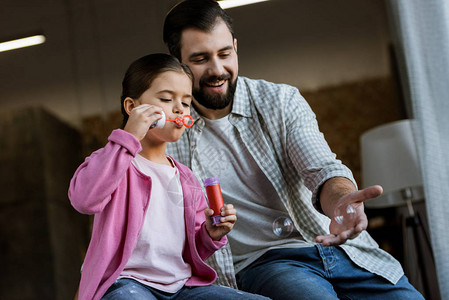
[163,0,234,60]
[120,53,193,128]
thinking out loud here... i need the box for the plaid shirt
[166,76,404,287]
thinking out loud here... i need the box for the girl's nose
[173,102,184,114]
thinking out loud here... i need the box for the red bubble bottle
[203,177,225,225]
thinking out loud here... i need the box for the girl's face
[137,70,192,143]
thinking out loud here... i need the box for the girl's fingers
[221,204,236,216]
[133,104,163,115]
[131,104,151,112]
[204,208,214,217]
[219,214,237,224]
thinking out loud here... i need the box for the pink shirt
[69,129,226,300]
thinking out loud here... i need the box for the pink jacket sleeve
[68,129,142,214]
[196,222,227,260]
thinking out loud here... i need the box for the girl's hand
[124,104,163,140]
[204,204,237,241]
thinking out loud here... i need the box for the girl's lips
[167,116,185,128]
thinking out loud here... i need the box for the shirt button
[221,248,227,254]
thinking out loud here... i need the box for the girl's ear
[123,97,137,116]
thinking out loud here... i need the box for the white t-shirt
[197,116,311,273]
[119,154,192,293]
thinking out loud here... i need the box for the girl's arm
[68,129,142,214]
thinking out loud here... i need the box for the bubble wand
[166,115,194,128]
[150,111,194,128]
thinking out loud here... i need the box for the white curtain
[386,0,449,298]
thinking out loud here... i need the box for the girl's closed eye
[160,98,172,102]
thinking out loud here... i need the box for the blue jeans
[236,245,424,300]
[101,278,270,300]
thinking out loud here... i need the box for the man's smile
[205,79,226,87]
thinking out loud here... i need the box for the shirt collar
[230,77,252,118]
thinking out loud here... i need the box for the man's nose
[207,57,225,76]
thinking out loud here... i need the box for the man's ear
[234,38,238,52]
[123,97,138,116]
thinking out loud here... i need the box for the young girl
[69,54,267,300]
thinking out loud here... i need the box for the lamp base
[402,207,438,299]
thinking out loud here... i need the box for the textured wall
[304,76,406,184]
[0,107,90,300]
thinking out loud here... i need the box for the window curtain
[386,0,449,297]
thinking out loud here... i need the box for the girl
[69,54,266,300]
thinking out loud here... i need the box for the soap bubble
[272,216,294,238]
[333,203,356,230]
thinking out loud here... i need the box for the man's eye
[192,58,206,63]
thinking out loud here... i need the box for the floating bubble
[272,216,294,238]
[333,203,356,230]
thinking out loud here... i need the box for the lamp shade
[360,119,424,208]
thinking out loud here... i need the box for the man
[164,1,423,299]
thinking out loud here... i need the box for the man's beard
[193,74,237,110]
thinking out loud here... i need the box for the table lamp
[360,119,424,211]
[360,119,432,298]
